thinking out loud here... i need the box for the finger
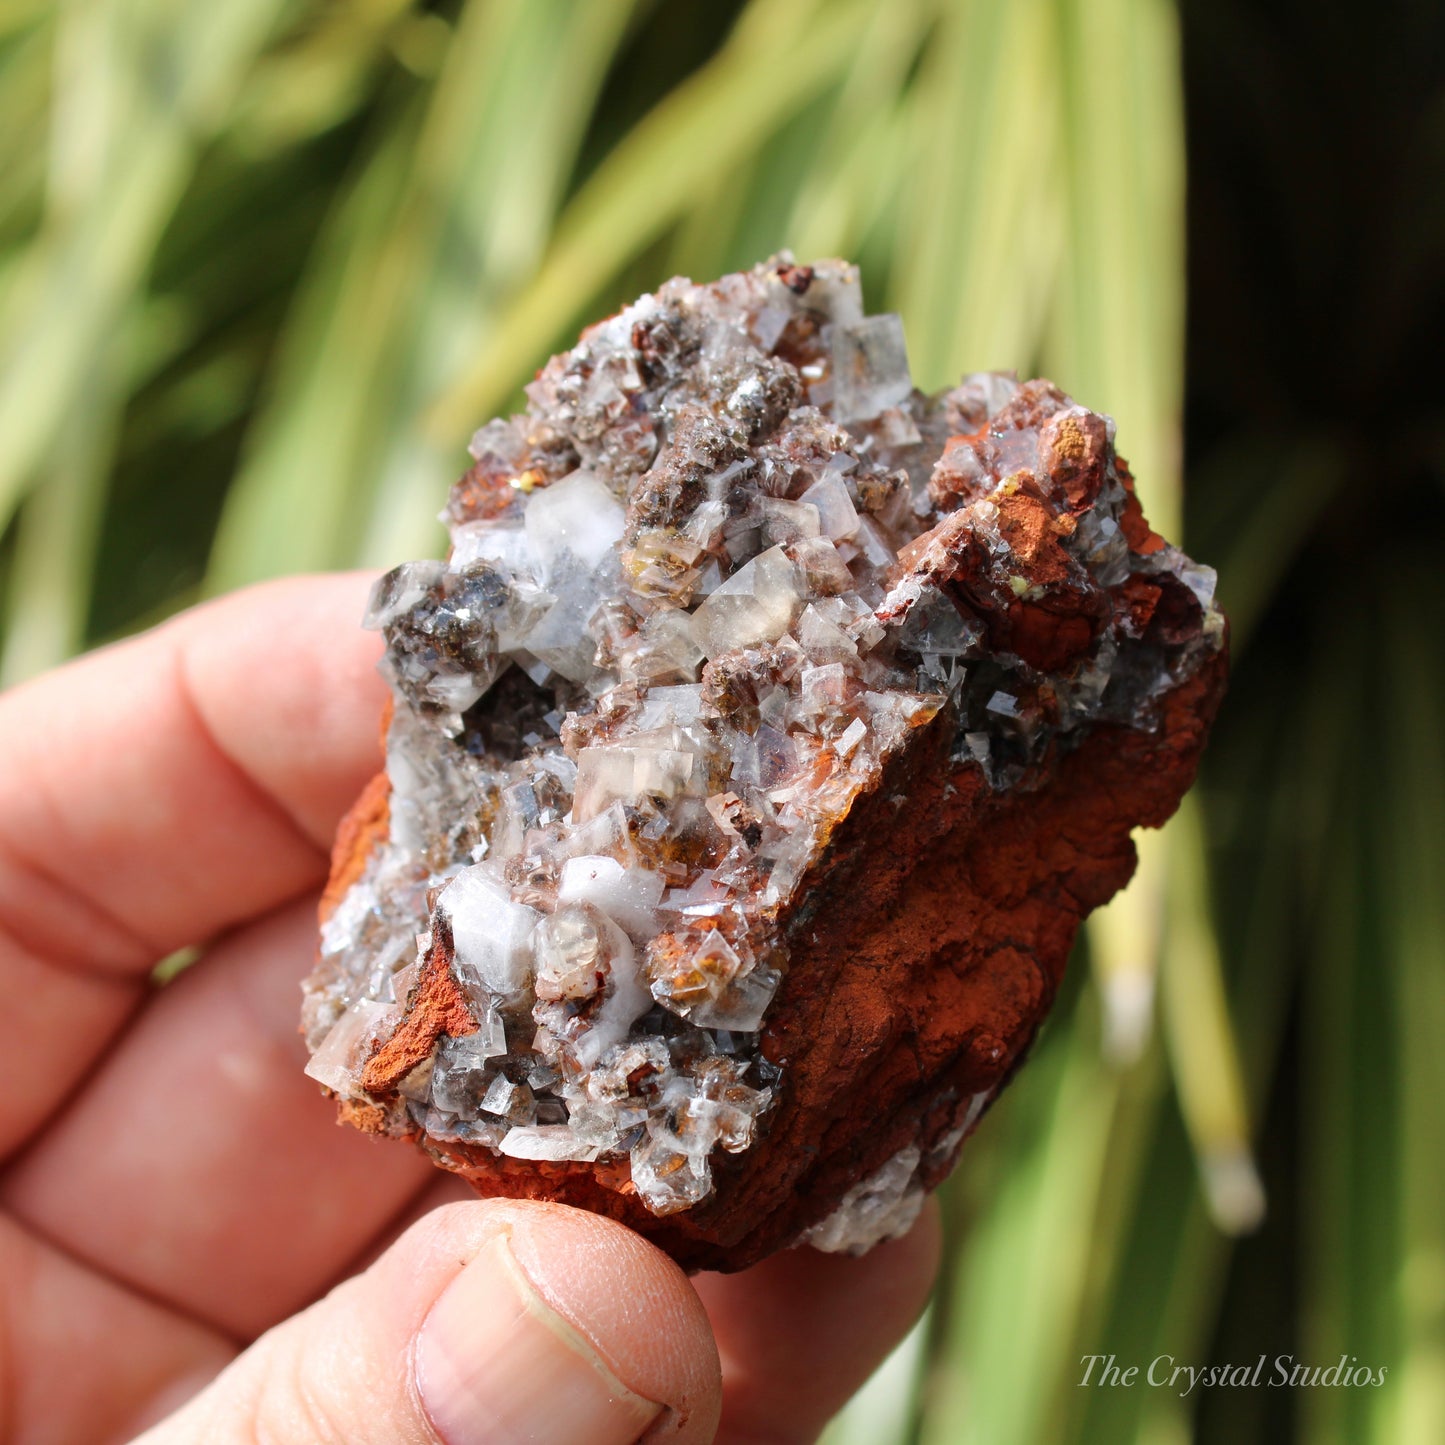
[2,896,434,1338]
[693,1199,942,1445]
[0,1212,234,1445]
[134,1200,723,1445]
[0,944,141,1160]
[0,573,386,1157]
[0,571,385,970]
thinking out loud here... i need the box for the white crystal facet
[558,856,666,938]
[524,470,626,580]
[304,999,400,1097]
[500,1126,601,1161]
[800,1145,924,1254]
[440,865,540,996]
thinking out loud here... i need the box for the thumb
[134,1199,722,1445]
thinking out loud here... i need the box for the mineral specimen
[304,256,1227,1272]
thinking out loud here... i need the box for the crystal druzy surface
[304,257,1227,1270]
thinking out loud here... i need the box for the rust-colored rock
[360,939,478,1095]
[304,257,1227,1271]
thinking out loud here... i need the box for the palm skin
[0,574,937,1444]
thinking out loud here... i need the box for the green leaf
[1046,0,1185,531]
[208,0,640,590]
[426,0,876,445]
[1381,584,1445,1444]
[0,0,290,534]
[892,0,1063,388]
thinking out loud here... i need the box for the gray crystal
[831,314,912,423]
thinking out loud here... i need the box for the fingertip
[141,1197,723,1444]
[375,1198,722,1442]
[504,1203,723,1442]
[416,1232,664,1445]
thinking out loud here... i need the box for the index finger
[0,572,386,1157]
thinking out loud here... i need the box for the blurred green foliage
[0,2,1440,1442]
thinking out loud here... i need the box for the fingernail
[416,1234,663,1445]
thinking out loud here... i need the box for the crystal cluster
[303,257,1226,1267]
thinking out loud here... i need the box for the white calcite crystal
[302,255,1225,1225]
[800,1146,926,1255]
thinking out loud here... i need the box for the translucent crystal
[1071,511,1130,586]
[760,497,822,547]
[800,1145,924,1254]
[796,662,851,726]
[439,864,540,996]
[520,570,607,683]
[630,1129,713,1215]
[687,962,781,1032]
[837,717,868,757]
[557,856,666,938]
[798,473,860,541]
[730,723,797,787]
[573,744,703,823]
[635,683,705,730]
[627,528,705,603]
[831,314,912,423]
[449,519,534,574]
[500,1126,600,1162]
[509,472,627,683]
[796,604,859,665]
[431,1019,507,1116]
[480,1073,535,1124]
[532,906,605,1002]
[1176,559,1218,610]
[689,1060,770,1152]
[649,927,745,1015]
[622,608,705,685]
[566,919,651,1069]
[791,536,854,597]
[364,561,446,629]
[369,563,518,725]
[689,546,802,657]
[806,262,865,327]
[900,589,981,689]
[304,999,400,1097]
[851,515,899,574]
[524,470,626,579]
[561,801,634,863]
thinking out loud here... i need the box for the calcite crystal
[304,257,1226,1272]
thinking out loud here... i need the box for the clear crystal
[500,1126,601,1162]
[431,1020,506,1116]
[830,314,912,423]
[304,999,400,1098]
[801,1145,925,1254]
[689,546,802,657]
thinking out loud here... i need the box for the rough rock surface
[304,257,1227,1272]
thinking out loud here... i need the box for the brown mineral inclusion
[306,258,1226,1272]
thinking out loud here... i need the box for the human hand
[0,574,939,1444]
